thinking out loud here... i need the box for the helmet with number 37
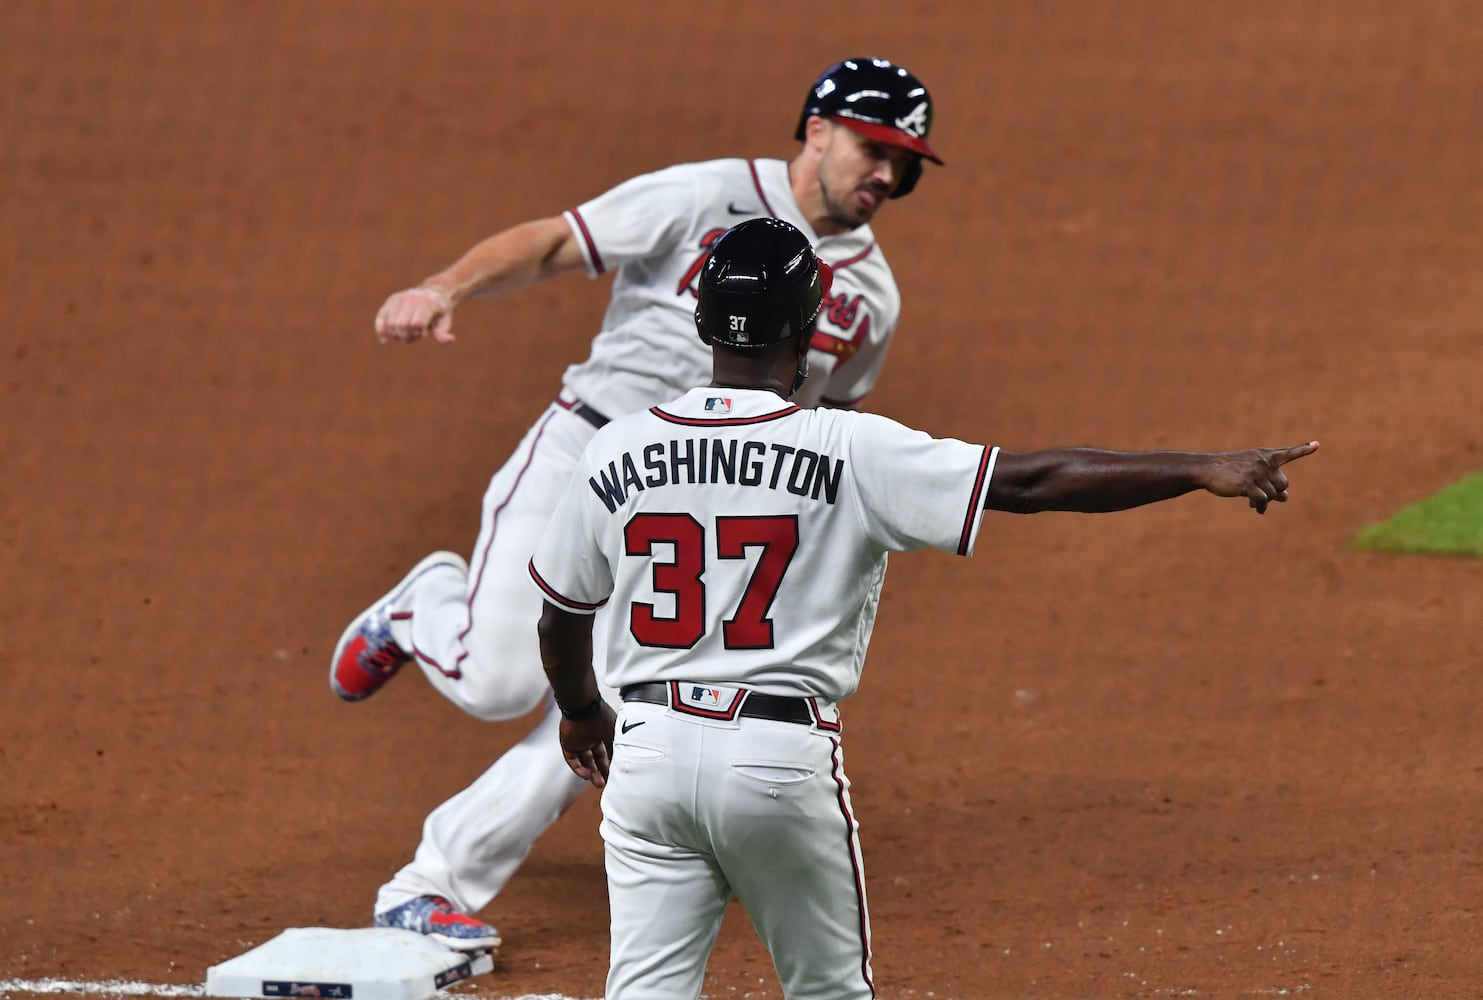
[694,219,835,350]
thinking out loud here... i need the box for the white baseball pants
[375,399,613,915]
[601,698,875,1000]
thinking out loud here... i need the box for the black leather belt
[558,396,610,429]
[621,682,814,726]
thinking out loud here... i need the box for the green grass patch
[1351,471,1483,558]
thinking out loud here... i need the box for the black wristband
[559,696,604,721]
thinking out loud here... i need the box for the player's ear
[803,115,832,152]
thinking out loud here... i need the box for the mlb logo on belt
[672,681,745,719]
[705,397,733,413]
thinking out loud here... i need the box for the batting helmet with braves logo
[795,57,944,199]
[694,218,835,349]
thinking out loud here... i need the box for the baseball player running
[532,218,1319,998]
[330,58,944,947]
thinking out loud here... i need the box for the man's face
[815,123,919,230]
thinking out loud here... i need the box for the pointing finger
[1271,441,1320,466]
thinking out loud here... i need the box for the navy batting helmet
[695,219,834,349]
[795,57,943,198]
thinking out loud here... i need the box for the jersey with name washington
[560,158,901,418]
[528,387,995,703]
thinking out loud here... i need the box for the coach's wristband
[559,696,604,721]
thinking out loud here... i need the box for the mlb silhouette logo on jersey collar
[704,397,733,413]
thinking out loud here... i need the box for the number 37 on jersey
[624,512,797,651]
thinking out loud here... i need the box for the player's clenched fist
[374,285,457,345]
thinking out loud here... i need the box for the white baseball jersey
[561,158,901,416]
[529,386,995,999]
[529,386,997,701]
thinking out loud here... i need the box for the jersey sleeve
[847,414,997,557]
[563,163,700,277]
[528,448,615,614]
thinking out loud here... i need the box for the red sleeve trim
[528,560,607,612]
[568,209,605,274]
[957,446,993,556]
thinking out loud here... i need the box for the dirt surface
[3,2,1481,997]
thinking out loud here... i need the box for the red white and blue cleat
[330,552,467,702]
[374,895,501,952]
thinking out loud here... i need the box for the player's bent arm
[422,216,586,305]
[985,442,1318,515]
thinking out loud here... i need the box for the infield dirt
[3,2,1481,997]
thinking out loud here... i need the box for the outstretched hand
[374,286,457,345]
[1204,441,1319,513]
[559,702,618,788]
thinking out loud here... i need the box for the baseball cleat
[329,552,468,702]
[373,895,501,952]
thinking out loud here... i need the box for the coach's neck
[705,338,802,400]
